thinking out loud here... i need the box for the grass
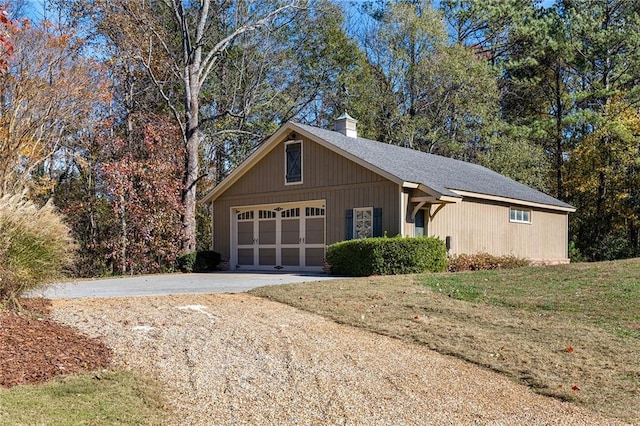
[0,370,166,425]
[250,258,640,424]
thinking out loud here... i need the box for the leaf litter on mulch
[0,298,111,388]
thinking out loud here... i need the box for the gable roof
[202,121,575,212]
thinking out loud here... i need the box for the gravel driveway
[52,294,625,425]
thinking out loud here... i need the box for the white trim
[402,182,420,189]
[284,140,303,186]
[399,186,405,237]
[450,189,576,212]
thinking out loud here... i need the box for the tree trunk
[182,61,201,254]
[554,67,563,199]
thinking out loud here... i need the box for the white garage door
[232,201,326,271]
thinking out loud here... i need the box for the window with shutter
[285,141,302,184]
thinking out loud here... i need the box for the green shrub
[176,252,197,273]
[0,194,76,308]
[568,241,585,263]
[326,237,447,276]
[447,253,530,272]
[176,250,221,273]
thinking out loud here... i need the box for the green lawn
[0,371,166,425]
[250,258,640,424]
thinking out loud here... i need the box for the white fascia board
[450,189,576,212]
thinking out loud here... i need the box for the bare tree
[100,0,301,253]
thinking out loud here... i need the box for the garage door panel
[305,248,325,267]
[237,222,254,245]
[237,248,254,265]
[281,219,300,244]
[281,248,300,266]
[305,217,325,244]
[259,248,276,265]
[259,220,276,245]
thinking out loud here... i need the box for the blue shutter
[373,208,383,237]
[345,209,353,240]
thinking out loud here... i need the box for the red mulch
[0,298,111,388]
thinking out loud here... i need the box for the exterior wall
[426,197,569,262]
[211,133,401,261]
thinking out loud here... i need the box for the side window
[414,209,425,237]
[285,141,302,184]
[510,207,531,224]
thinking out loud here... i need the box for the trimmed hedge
[326,237,447,276]
[447,253,530,272]
[177,250,221,273]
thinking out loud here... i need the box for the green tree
[562,0,640,259]
[346,1,513,166]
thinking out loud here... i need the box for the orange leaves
[565,346,574,353]
[0,6,14,73]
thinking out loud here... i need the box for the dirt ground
[50,293,627,425]
[0,299,110,388]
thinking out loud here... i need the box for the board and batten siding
[427,197,569,262]
[211,134,401,260]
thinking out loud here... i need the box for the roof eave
[450,189,576,212]
[405,183,461,203]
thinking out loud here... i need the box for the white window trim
[509,207,532,224]
[284,140,303,186]
[353,207,374,239]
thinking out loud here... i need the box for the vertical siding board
[429,198,569,261]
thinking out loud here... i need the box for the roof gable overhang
[201,123,293,204]
[201,121,454,204]
[450,189,576,213]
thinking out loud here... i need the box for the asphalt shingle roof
[292,122,574,210]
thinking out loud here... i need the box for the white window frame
[353,207,373,239]
[509,207,531,224]
[284,140,303,185]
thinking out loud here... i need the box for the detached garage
[202,115,575,271]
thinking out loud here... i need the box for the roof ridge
[291,121,574,210]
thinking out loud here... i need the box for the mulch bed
[0,298,111,388]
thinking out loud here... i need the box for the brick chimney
[335,112,358,138]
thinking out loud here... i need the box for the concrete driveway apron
[31,272,338,299]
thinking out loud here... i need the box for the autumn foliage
[56,113,185,276]
[0,5,14,72]
[100,114,185,274]
[0,18,108,196]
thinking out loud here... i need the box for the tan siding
[222,134,387,198]
[428,198,569,262]
[211,134,400,260]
